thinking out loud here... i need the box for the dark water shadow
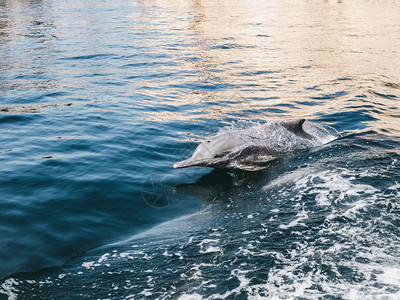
[174,158,287,205]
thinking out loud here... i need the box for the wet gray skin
[174,119,312,170]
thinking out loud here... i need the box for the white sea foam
[279,209,308,229]
[188,240,400,300]
[168,163,398,299]
[265,164,378,218]
[263,166,318,190]
[0,278,19,300]
[178,293,203,300]
[198,239,222,254]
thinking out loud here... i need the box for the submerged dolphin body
[174,119,334,171]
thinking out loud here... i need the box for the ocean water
[0,0,399,299]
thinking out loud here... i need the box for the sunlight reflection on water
[127,0,400,136]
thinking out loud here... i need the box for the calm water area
[0,0,399,298]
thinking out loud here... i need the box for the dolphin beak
[173,157,196,168]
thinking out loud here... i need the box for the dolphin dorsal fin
[280,119,312,139]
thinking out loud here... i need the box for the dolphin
[173,119,316,171]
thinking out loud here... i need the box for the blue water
[0,0,399,298]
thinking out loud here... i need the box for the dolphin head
[173,131,242,169]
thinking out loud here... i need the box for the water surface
[0,0,399,298]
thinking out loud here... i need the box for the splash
[213,120,340,170]
[219,119,339,145]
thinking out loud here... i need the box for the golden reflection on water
[0,0,58,92]
[1,0,399,134]
[139,0,400,134]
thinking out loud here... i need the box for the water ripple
[0,0,400,298]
